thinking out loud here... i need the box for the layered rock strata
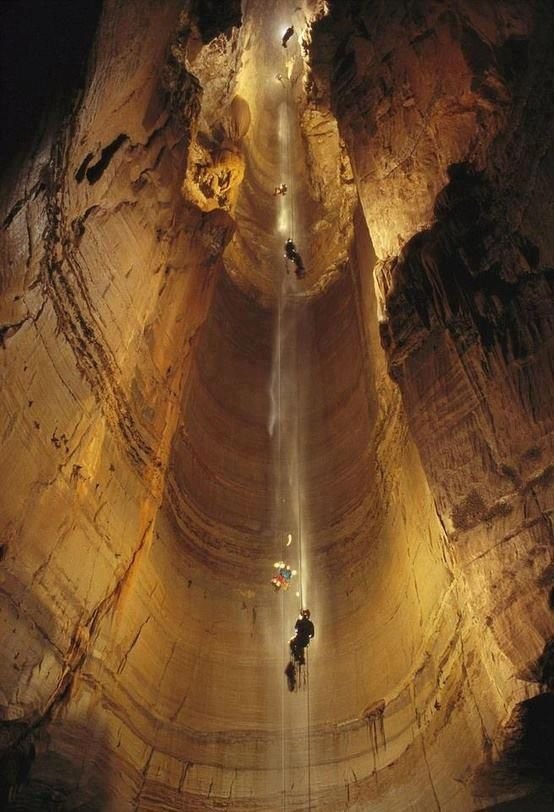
[309,0,554,805]
[0,0,552,810]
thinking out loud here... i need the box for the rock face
[0,1,552,810]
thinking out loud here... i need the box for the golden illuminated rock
[0,1,552,810]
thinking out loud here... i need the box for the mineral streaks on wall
[0,0,553,810]
[0,0,239,796]
[308,0,553,803]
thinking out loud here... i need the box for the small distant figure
[289,608,314,665]
[284,238,306,279]
[271,561,296,591]
[284,660,296,691]
[284,238,296,261]
[273,183,288,196]
[282,26,294,48]
[276,73,286,87]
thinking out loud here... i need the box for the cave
[0,1,553,810]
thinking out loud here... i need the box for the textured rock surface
[0,0,552,810]
[309,0,554,807]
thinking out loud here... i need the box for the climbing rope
[306,649,312,812]
[295,367,312,812]
[277,277,287,812]
[275,25,312,811]
[284,43,313,812]
[284,60,295,242]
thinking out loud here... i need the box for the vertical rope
[296,395,303,609]
[281,591,287,812]
[306,651,312,812]
[288,72,313,812]
[295,323,312,812]
[285,63,294,241]
[281,22,312,812]
[277,276,287,812]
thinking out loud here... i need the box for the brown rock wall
[310,0,537,258]
[309,0,553,804]
[0,0,223,783]
[0,0,552,809]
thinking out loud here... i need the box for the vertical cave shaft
[0,0,553,810]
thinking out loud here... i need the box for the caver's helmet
[301,609,311,618]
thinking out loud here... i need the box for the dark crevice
[0,0,103,181]
[475,693,554,809]
[85,134,128,184]
[75,152,94,183]
[192,0,242,43]
[460,25,494,76]
[382,163,554,370]
[498,36,529,84]
[537,639,554,689]
[0,319,28,347]
[504,693,554,779]
[1,181,46,229]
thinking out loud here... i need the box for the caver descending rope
[294,359,312,812]
[281,39,313,812]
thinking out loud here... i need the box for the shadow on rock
[473,690,554,810]
[1,715,114,811]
